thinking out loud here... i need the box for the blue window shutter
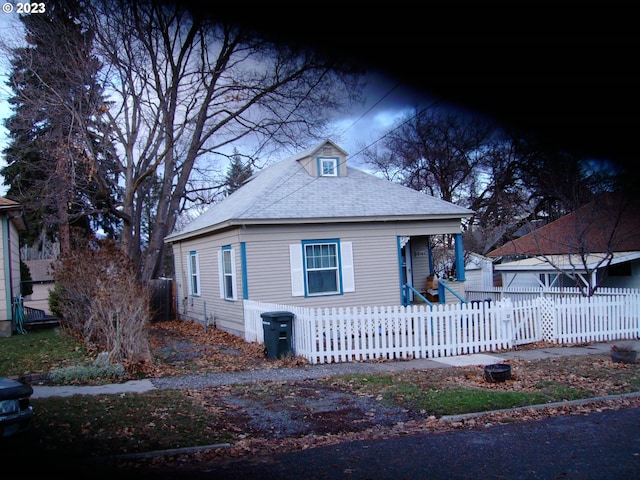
[289,244,304,296]
[341,242,355,292]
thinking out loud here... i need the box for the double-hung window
[189,251,200,296]
[289,239,354,297]
[305,241,339,295]
[218,245,237,301]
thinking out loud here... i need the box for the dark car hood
[0,378,34,399]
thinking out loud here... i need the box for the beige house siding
[0,221,7,322]
[171,230,246,337]
[242,224,399,308]
[9,222,20,302]
[1,215,22,335]
[169,218,463,337]
[298,143,347,177]
[24,259,54,281]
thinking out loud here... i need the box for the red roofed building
[486,194,640,292]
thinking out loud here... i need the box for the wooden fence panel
[148,278,175,322]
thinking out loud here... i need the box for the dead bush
[50,238,152,369]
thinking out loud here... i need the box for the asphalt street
[152,407,640,480]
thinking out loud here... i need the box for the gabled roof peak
[290,139,348,162]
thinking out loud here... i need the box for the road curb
[88,443,232,462]
[440,391,640,423]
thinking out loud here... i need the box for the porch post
[428,240,434,275]
[454,233,465,282]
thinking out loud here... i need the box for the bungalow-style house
[164,140,473,337]
[0,197,27,337]
[486,194,640,290]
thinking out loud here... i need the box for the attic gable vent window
[318,157,338,177]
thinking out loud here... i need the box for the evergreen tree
[224,149,253,196]
[1,0,119,256]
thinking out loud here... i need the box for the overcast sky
[0,7,435,194]
[0,9,22,194]
[328,71,438,168]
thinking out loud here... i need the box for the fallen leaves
[146,320,309,376]
[130,319,640,471]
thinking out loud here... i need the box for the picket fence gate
[243,291,640,365]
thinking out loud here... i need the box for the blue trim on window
[302,238,342,297]
[316,156,339,177]
[240,242,248,300]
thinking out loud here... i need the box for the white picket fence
[243,290,640,365]
[466,286,640,303]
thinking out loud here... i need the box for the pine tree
[1,0,119,256]
[224,149,253,196]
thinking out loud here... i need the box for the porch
[398,232,466,306]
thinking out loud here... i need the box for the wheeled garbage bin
[261,311,294,359]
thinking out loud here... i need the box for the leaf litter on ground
[122,320,640,471]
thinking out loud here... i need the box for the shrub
[49,363,126,384]
[20,260,33,297]
[612,343,636,352]
[49,237,152,371]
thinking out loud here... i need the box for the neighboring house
[464,252,495,291]
[23,259,55,314]
[486,195,640,290]
[165,140,474,337]
[0,197,27,338]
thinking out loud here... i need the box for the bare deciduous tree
[369,108,493,204]
[3,1,363,281]
[490,192,640,296]
[362,107,502,262]
[83,0,363,281]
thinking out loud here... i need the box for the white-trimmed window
[188,251,200,296]
[318,157,338,177]
[305,241,339,294]
[218,246,237,301]
[289,240,355,297]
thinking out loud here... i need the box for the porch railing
[439,281,466,304]
[402,283,433,307]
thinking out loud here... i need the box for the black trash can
[261,311,294,359]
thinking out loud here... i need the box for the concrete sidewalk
[31,379,157,398]
[30,339,638,399]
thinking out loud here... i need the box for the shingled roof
[0,196,27,231]
[486,194,640,258]
[165,140,473,242]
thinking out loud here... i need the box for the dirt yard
[142,320,640,467]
